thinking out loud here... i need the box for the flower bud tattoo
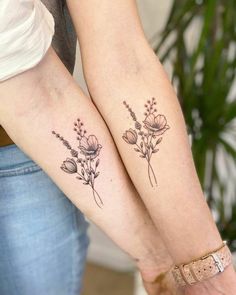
[122,98,170,187]
[52,118,103,208]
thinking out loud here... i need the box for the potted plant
[154,0,236,253]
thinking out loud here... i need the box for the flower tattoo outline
[122,98,170,187]
[52,118,103,208]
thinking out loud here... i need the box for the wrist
[135,247,173,281]
[138,262,183,295]
[184,264,236,295]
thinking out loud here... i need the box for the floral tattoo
[52,118,103,208]
[122,98,170,187]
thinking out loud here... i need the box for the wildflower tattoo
[52,118,103,208]
[122,98,170,187]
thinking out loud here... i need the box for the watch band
[171,241,232,286]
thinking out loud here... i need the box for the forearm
[0,48,172,276]
[67,0,224,265]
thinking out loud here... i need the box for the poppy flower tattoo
[52,118,103,208]
[122,98,170,187]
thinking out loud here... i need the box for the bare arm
[0,47,180,294]
[66,0,236,293]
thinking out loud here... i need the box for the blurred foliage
[154,0,236,251]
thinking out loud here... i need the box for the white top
[0,0,55,82]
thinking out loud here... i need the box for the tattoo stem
[92,187,103,208]
[147,161,157,187]
[147,161,154,187]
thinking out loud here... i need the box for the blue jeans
[0,144,89,295]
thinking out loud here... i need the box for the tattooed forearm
[52,118,103,208]
[122,98,170,187]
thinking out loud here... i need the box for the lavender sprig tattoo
[122,98,170,187]
[52,118,103,208]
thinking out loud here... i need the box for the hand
[137,251,183,295]
[141,270,183,295]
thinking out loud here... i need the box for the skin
[0,48,182,295]
[66,0,236,294]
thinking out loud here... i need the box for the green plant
[154,0,236,251]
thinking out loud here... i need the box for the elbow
[83,38,158,90]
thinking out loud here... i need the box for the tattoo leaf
[152,149,159,153]
[94,172,100,178]
[95,159,100,168]
[156,137,163,145]
[86,169,90,175]
[71,149,78,157]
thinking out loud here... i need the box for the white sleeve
[0,0,55,82]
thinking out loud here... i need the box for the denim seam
[69,211,89,295]
[0,164,41,177]
[69,209,81,295]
